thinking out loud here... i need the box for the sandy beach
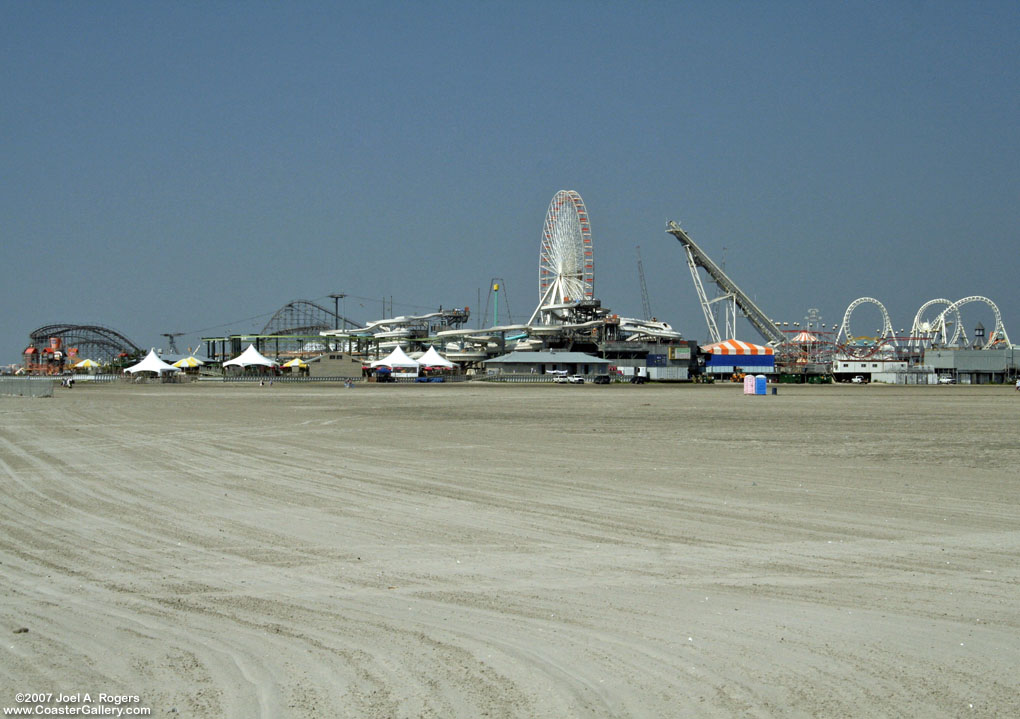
[1,381,1018,718]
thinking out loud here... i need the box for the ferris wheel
[538,190,594,308]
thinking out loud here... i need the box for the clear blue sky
[3,1,1017,361]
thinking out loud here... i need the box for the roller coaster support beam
[682,242,722,344]
[667,221,785,346]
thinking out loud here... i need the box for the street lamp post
[329,293,347,331]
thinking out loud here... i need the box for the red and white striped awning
[700,339,774,355]
[790,331,819,343]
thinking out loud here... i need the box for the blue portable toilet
[755,374,767,395]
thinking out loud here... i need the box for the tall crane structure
[161,332,184,354]
[635,246,652,320]
[666,221,785,346]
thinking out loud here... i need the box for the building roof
[483,351,609,364]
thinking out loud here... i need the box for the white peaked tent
[223,344,276,368]
[370,345,420,369]
[125,349,182,375]
[417,345,455,369]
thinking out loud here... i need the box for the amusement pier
[15,191,1019,387]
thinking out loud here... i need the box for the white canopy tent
[370,345,420,369]
[223,344,277,368]
[417,345,456,369]
[125,349,182,375]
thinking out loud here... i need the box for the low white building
[832,358,907,382]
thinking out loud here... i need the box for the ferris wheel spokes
[531,190,595,325]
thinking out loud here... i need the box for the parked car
[592,375,611,384]
[553,375,569,383]
[568,375,585,384]
[938,376,955,384]
[851,375,866,384]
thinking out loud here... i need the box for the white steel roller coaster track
[836,297,897,347]
[909,299,960,349]
[932,296,1010,347]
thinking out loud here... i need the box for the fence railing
[222,375,365,383]
[0,377,56,397]
[478,374,549,383]
[221,375,474,383]
[478,374,602,383]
